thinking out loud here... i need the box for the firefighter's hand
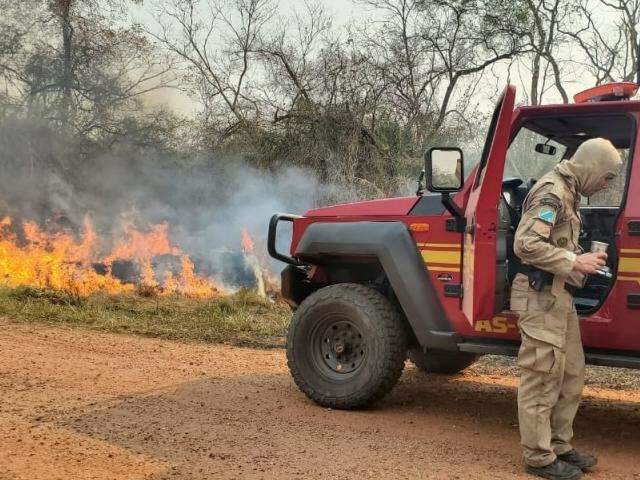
[573,252,607,274]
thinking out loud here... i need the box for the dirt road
[2,320,640,480]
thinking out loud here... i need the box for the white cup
[590,241,608,254]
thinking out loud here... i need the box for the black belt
[518,265,577,296]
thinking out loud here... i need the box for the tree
[150,0,275,140]
[0,1,47,110]
[0,0,177,139]
[255,1,332,119]
[520,0,575,104]
[353,0,523,142]
[562,0,640,84]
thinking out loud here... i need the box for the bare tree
[519,0,575,104]
[0,1,49,107]
[0,0,177,138]
[355,0,437,135]
[354,0,523,143]
[255,1,331,117]
[562,0,640,84]
[150,0,275,137]
[424,1,524,128]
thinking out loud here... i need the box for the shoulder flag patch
[538,207,556,224]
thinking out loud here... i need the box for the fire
[238,227,280,298]
[0,215,221,298]
[241,227,255,253]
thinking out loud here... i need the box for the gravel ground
[470,354,640,390]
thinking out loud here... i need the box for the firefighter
[511,137,622,480]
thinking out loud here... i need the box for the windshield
[504,128,566,181]
[505,121,632,208]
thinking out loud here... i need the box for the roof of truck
[513,99,639,149]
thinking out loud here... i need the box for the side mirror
[425,147,464,193]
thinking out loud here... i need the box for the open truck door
[461,85,516,324]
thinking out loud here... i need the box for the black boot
[557,449,597,471]
[525,459,583,480]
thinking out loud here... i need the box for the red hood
[305,197,419,217]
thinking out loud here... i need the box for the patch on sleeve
[538,207,556,224]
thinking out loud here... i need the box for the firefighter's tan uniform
[511,138,622,468]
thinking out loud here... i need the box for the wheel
[287,283,408,409]
[408,349,477,374]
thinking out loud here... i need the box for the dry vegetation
[0,287,290,348]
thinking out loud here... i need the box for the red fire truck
[268,82,640,409]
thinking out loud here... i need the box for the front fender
[295,221,459,351]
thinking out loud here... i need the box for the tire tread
[286,283,407,409]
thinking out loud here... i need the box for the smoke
[0,117,323,286]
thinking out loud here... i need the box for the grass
[0,286,291,348]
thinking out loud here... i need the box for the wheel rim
[310,316,366,379]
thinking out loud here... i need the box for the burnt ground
[2,320,640,480]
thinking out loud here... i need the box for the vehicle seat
[495,196,511,312]
[498,178,531,312]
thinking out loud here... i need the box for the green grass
[0,286,291,348]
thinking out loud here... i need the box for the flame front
[241,227,255,253]
[0,216,221,298]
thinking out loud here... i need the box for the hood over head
[556,138,622,197]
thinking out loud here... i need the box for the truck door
[461,85,516,324]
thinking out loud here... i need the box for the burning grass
[0,216,223,298]
[0,287,291,348]
[0,214,288,346]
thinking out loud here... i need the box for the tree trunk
[531,52,540,106]
[546,55,569,103]
[59,0,74,126]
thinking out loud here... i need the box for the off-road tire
[408,349,477,374]
[287,283,408,409]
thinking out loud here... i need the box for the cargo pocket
[533,344,557,373]
[518,335,558,374]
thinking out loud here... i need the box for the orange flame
[0,216,221,298]
[241,227,255,253]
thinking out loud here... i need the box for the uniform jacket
[511,137,622,346]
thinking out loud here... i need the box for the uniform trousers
[517,287,585,467]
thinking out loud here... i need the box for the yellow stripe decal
[417,243,461,249]
[619,257,640,273]
[618,276,640,285]
[621,249,640,254]
[426,266,461,272]
[421,250,461,264]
